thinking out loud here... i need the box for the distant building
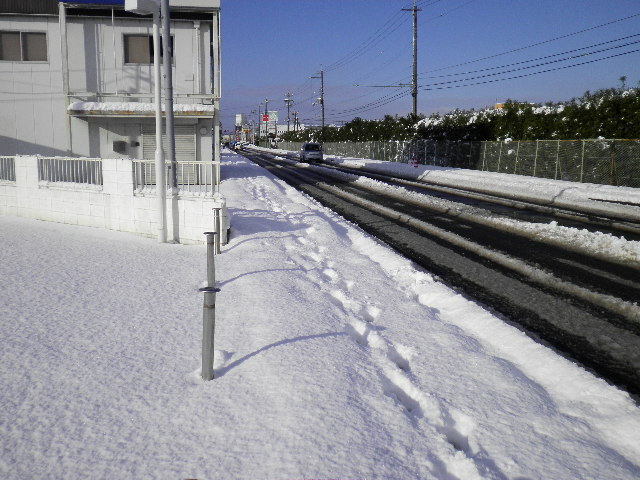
[234,110,306,141]
[0,0,221,162]
[235,113,247,140]
[274,124,306,136]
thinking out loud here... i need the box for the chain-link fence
[279,140,486,168]
[480,139,640,187]
[276,139,640,187]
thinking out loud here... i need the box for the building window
[124,34,173,64]
[0,31,47,62]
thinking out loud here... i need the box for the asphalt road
[242,149,640,397]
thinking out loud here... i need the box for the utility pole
[251,109,256,143]
[292,111,299,132]
[257,103,263,139]
[284,92,293,133]
[402,0,421,117]
[312,70,325,138]
[264,98,270,137]
[161,0,177,189]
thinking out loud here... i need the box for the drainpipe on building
[194,21,201,94]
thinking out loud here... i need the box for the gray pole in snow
[212,207,222,254]
[200,286,219,381]
[200,231,220,381]
[204,231,217,287]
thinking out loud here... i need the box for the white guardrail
[5,156,215,196]
[133,160,215,196]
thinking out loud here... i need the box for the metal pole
[199,286,219,381]
[204,231,217,286]
[402,1,421,117]
[554,140,560,180]
[213,102,221,188]
[320,70,325,132]
[153,10,167,243]
[59,2,72,153]
[284,92,292,133]
[161,0,177,190]
[311,70,325,140]
[211,10,221,188]
[412,0,418,117]
[580,139,585,183]
[264,98,270,137]
[212,207,221,254]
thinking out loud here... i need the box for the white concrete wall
[0,156,219,244]
[67,16,212,97]
[0,16,68,155]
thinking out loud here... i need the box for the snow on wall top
[68,101,215,116]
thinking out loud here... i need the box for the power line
[326,42,640,120]
[263,0,451,120]
[323,13,409,73]
[422,0,478,22]
[330,88,409,117]
[330,91,411,118]
[421,47,640,91]
[421,39,640,88]
[421,33,640,79]
[324,0,452,75]
[427,12,640,75]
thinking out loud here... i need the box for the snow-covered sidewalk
[1,151,640,479]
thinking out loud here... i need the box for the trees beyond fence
[277,138,639,188]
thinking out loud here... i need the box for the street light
[124,0,166,243]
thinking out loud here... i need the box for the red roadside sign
[263,114,269,122]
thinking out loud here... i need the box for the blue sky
[220,0,640,133]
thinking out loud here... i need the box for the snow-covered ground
[2,150,640,479]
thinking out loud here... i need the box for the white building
[0,0,221,163]
[273,123,305,136]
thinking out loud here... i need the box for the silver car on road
[299,142,323,162]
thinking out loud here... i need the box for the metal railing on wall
[277,139,640,187]
[133,160,215,196]
[38,157,103,186]
[0,156,15,182]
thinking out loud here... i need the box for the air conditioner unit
[113,141,127,154]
